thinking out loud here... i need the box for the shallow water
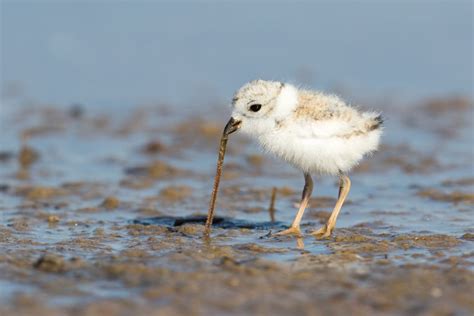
[0,98,473,315]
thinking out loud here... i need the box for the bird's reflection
[296,237,305,250]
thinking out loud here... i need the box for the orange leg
[311,174,351,238]
[274,173,313,236]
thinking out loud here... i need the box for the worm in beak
[204,117,241,236]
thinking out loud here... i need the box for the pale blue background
[1,1,473,106]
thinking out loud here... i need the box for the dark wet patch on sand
[133,215,286,230]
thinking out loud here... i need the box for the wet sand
[0,97,473,315]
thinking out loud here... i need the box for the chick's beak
[223,117,242,136]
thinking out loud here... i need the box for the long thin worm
[204,133,229,235]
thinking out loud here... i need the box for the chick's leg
[311,175,351,238]
[274,173,313,236]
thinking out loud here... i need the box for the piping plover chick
[216,79,383,238]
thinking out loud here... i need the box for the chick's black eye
[249,104,262,112]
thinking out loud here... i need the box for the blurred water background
[1,1,472,108]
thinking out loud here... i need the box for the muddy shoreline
[0,98,473,315]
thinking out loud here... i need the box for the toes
[310,227,326,236]
[273,227,301,236]
[321,231,332,239]
[313,232,331,240]
[311,226,333,239]
[313,233,328,239]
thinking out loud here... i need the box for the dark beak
[223,117,241,136]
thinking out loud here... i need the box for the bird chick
[225,79,383,237]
